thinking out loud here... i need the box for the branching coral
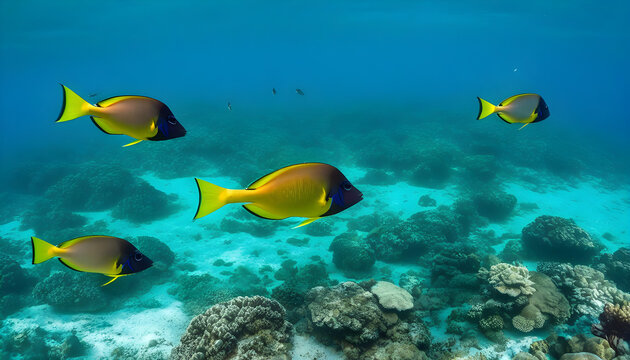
[488,263,536,297]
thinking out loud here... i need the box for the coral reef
[595,248,630,292]
[418,194,437,207]
[170,296,292,360]
[1,327,89,360]
[329,231,375,274]
[366,207,461,262]
[305,281,429,359]
[522,216,603,263]
[487,263,536,297]
[220,217,278,237]
[591,301,630,355]
[537,263,630,321]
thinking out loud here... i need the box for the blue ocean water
[1,1,629,359]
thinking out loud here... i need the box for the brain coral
[488,263,536,297]
[170,296,292,360]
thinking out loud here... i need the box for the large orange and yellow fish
[56,84,186,147]
[194,163,363,228]
[477,93,550,130]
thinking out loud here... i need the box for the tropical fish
[272,88,277,95]
[227,101,232,111]
[31,236,153,286]
[56,84,186,147]
[193,163,363,228]
[477,93,550,130]
[296,89,304,95]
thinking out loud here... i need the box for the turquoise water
[1,1,629,359]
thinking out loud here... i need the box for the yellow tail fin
[56,84,92,122]
[476,97,496,120]
[193,178,229,220]
[31,236,59,264]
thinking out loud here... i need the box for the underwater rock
[111,181,178,224]
[472,189,517,222]
[329,231,375,273]
[370,281,414,311]
[170,296,292,360]
[537,263,630,321]
[488,263,536,297]
[591,301,630,356]
[286,237,309,247]
[522,216,603,263]
[32,271,108,312]
[418,194,437,207]
[1,327,52,360]
[595,248,630,292]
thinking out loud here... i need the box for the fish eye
[134,252,143,261]
[167,115,177,125]
[343,181,352,191]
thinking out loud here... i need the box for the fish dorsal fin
[58,235,105,249]
[242,204,287,220]
[90,116,122,135]
[122,139,143,147]
[293,217,320,229]
[499,93,537,106]
[247,163,321,189]
[96,95,150,108]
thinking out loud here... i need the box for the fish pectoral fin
[101,275,123,286]
[293,217,320,229]
[122,139,143,147]
[518,123,531,130]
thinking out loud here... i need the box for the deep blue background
[1,1,629,159]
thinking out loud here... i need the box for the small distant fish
[31,236,153,286]
[88,93,98,98]
[272,88,276,95]
[227,101,232,111]
[477,93,550,130]
[296,89,304,96]
[56,84,186,147]
[193,163,363,228]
